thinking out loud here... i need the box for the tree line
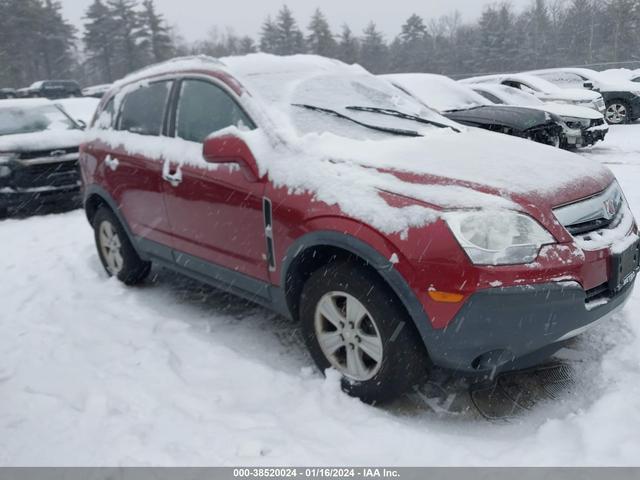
[1,0,640,88]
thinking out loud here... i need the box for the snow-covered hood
[285,128,612,207]
[0,129,85,153]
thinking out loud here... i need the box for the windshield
[0,104,79,136]
[290,74,459,138]
[384,74,491,112]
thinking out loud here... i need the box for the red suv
[80,55,639,403]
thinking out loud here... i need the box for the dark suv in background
[21,80,82,99]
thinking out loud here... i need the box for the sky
[60,0,533,42]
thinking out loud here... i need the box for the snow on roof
[113,55,225,88]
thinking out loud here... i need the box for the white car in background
[527,67,640,124]
[460,73,606,114]
[471,83,609,149]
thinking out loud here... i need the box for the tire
[93,206,151,285]
[605,100,630,125]
[300,261,429,404]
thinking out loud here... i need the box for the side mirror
[76,119,87,130]
[202,133,260,181]
[583,81,594,90]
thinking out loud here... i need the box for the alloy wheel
[98,220,124,275]
[606,103,628,124]
[314,291,384,381]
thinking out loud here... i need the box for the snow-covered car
[383,73,565,148]
[528,68,640,124]
[0,99,84,216]
[82,84,112,99]
[55,97,101,127]
[0,88,16,99]
[461,73,606,115]
[81,55,639,404]
[472,83,608,149]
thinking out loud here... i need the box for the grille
[13,160,80,189]
[18,147,79,161]
[553,183,624,239]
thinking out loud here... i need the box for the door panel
[162,76,268,282]
[162,161,267,281]
[103,80,175,253]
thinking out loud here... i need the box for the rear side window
[175,79,254,143]
[477,91,503,104]
[119,81,172,136]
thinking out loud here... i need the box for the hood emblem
[50,149,66,157]
[602,197,619,220]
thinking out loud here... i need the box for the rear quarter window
[118,81,172,136]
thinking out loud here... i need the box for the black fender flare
[278,231,436,351]
[83,185,150,261]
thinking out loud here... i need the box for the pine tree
[0,0,75,86]
[273,5,305,55]
[140,0,174,63]
[359,22,388,73]
[260,16,279,53]
[390,14,429,72]
[336,24,359,64]
[107,0,146,77]
[38,0,77,79]
[306,8,336,57]
[83,0,116,82]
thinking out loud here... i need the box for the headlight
[0,152,17,164]
[444,210,555,265]
[632,91,640,97]
[0,153,17,178]
[562,116,590,129]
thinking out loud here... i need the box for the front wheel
[605,100,630,124]
[300,261,429,404]
[93,206,151,285]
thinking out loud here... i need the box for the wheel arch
[279,231,435,350]
[83,185,148,261]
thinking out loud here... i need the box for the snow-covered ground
[2,125,640,466]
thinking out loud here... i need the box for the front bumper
[0,183,81,211]
[427,281,634,376]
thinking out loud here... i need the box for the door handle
[162,168,182,187]
[105,154,119,171]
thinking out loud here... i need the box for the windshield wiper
[345,106,460,132]
[292,104,422,137]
